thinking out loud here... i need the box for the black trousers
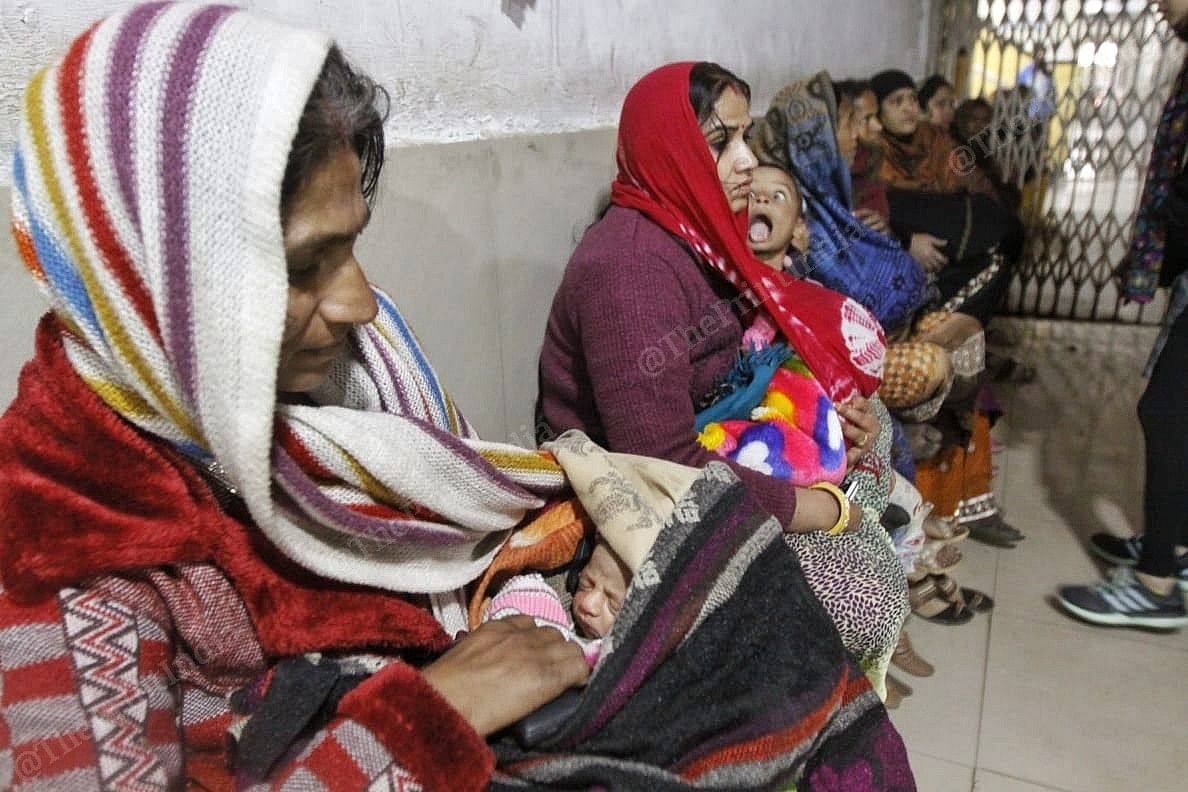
[1136,304,1188,577]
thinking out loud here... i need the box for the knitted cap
[871,70,916,104]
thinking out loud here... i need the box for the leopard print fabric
[784,396,909,699]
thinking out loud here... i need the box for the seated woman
[869,71,1026,552]
[536,61,909,693]
[869,68,1022,327]
[0,8,914,790]
[753,75,984,432]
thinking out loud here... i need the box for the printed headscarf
[9,2,565,594]
[754,72,935,330]
[610,62,884,401]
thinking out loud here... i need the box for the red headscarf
[610,62,884,401]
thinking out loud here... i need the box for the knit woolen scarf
[1125,53,1188,303]
[9,2,565,594]
[609,62,885,403]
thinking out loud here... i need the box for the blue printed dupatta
[754,72,936,331]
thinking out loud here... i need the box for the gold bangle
[809,482,850,536]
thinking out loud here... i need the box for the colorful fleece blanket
[488,461,915,791]
[696,343,847,487]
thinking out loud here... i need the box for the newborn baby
[484,536,630,668]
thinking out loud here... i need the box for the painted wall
[0,1,936,440]
[0,0,934,185]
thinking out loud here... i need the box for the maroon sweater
[537,205,797,525]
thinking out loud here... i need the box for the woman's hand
[853,208,890,234]
[421,617,589,737]
[909,232,949,272]
[836,396,880,471]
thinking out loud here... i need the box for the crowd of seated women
[2,2,1053,788]
[539,64,1040,709]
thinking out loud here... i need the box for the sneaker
[1056,566,1188,630]
[1088,533,1188,591]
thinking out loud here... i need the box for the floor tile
[907,752,973,792]
[978,615,1188,791]
[992,496,1188,651]
[973,769,1069,791]
[889,613,990,768]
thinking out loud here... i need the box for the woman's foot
[909,577,975,625]
[922,513,969,544]
[891,630,935,677]
[884,674,913,709]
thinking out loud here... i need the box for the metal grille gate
[931,0,1185,322]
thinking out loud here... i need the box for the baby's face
[747,166,807,262]
[572,542,630,639]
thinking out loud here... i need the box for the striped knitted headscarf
[9,2,565,593]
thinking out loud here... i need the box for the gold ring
[860,431,869,447]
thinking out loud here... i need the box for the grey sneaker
[1057,566,1188,630]
[1088,533,1188,591]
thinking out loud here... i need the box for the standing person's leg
[1057,306,1188,628]
[1134,304,1188,589]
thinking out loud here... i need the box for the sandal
[915,541,963,576]
[909,578,974,625]
[922,513,969,545]
[891,630,935,677]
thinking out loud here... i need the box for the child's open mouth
[748,213,772,243]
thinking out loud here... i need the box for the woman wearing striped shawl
[0,4,583,788]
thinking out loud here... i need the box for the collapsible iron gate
[932,0,1185,322]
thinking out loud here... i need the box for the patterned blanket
[489,462,915,791]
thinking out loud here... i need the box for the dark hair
[832,79,871,109]
[688,62,751,124]
[281,46,390,215]
[952,96,993,143]
[918,74,952,108]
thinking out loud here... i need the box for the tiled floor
[889,318,1188,792]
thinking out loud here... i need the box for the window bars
[932,0,1186,322]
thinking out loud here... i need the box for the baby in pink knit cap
[484,537,630,668]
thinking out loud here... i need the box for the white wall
[0,0,934,185]
[0,1,936,438]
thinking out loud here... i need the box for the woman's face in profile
[853,90,883,145]
[835,97,860,166]
[699,85,758,213]
[278,146,379,393]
